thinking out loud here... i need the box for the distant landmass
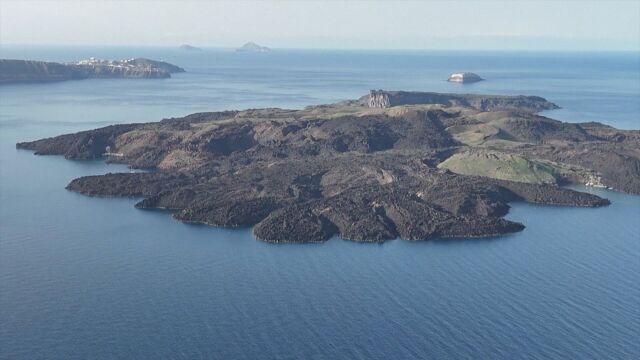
[18,90,640,243]
[448,72,483,83]
[179,44,202,51]
[236,42,270,52]
[0,58,185,85]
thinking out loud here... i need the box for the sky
[1,0,639,51]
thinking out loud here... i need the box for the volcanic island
[17,90,640,243]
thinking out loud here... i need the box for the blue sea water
[0,46,639,359]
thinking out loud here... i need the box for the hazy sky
[1,0,639,50]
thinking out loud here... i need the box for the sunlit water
[1,46,639,359]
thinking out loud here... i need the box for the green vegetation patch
[438,150,559,184]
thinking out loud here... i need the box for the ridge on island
[0,58,185,85]
[18,90,640,244]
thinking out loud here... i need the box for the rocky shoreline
[18,90,639,243]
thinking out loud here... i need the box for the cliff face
[17,90,638,244]
[0,58,184,84]
[71,64,170,79]
[368,90,392,108]
[0,59,84,84]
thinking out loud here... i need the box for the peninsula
[0,58,185,84]
[17,90,640,243]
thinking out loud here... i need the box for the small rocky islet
[448,72,483,83]
[236,42,270,52]
[17,90,640,243]
[0,58,185,84]
[179,44,202,51]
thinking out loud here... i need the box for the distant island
[17,90,640,243]
[448,72,483,83]
[179,44,202,51]
[0,58,185,85]
[236,42,270,52]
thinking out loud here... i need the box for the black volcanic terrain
[17,91,640,243]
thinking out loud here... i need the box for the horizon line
[1,43,639,53]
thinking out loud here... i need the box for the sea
[0,46,639,359]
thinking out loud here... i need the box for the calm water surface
[1,47,639,359]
